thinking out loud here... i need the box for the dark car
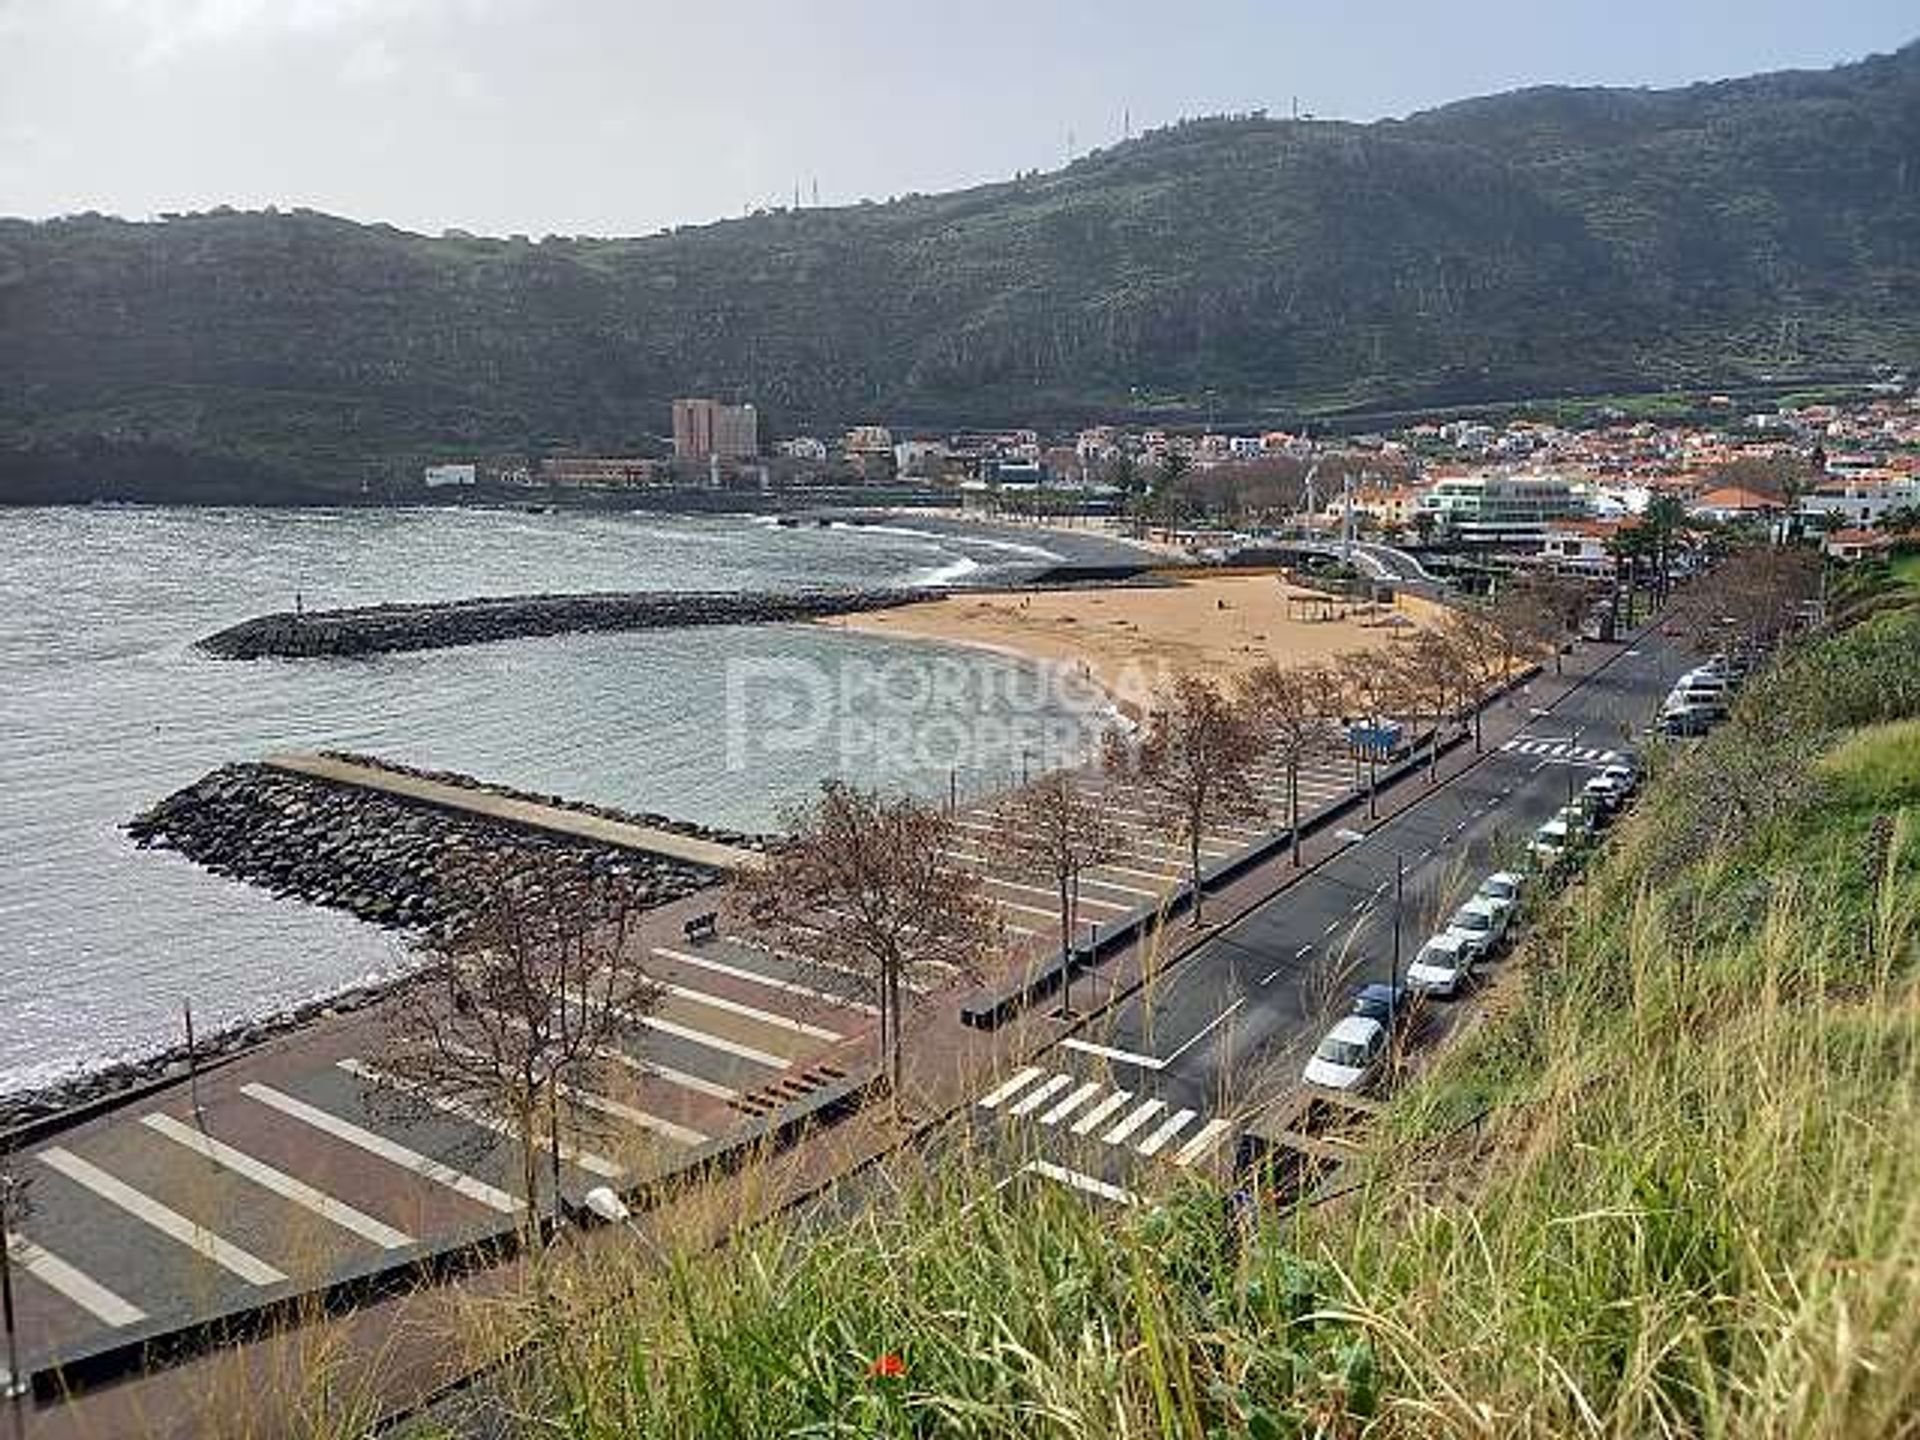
[1352,982,1420,1036]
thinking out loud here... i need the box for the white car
[1405,932,1476,997]
[1529,817,1575,868]
[1477,871,1524,923]
[1583,773,1629,813]
[1446,896,1508,956]
[1303,1015,1389,1092]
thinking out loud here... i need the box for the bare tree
[1332,649,1408,816]
[1103,674,1264,927]
[383,874,659,1240]
[1238,660,1344,866]
[1440,609,1526,753]
[736,781,1000,1112]
[1387,628,1469,782]
[985,772,1125,1015]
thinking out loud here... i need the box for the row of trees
[376,596,1553,1238]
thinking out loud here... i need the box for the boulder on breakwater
[197,587,941,660]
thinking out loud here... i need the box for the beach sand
[825,570,1437,716]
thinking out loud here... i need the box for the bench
[683,911,718,943]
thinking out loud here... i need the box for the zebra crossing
[1500,737,1622,766]
[973,1065,1235,1203]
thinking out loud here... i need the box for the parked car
[1303,1015,1390,1092]
[1600,760,1639,792]
[1529,816,1577,868]
[1406,932,1476,997]
[1583,773,1630,813]
[1351,982,1419,1035]
[1476,870,1525,922]
[1659,704,1721,737]
[1446,896,1509,957]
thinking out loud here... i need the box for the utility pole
[1,1167,26,1418]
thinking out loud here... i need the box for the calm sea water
[0,507,1108,1094]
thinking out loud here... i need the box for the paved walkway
[264,754,764,872]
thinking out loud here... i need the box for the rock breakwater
[198,587,940,660]
[127,760,731,944]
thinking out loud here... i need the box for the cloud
[99,0,501,66]
[339,35,398,85]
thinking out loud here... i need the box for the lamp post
[1,1168,27,1413]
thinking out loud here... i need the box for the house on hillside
[1685,485,1782,525]
[1823,527,1897,563]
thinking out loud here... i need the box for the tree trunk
[1188,826,1204,928]
[1289,763,1302,867]
[547,1080,564,1228]
[518,1097,542,1250]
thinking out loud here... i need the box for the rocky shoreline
[198,586,943,660]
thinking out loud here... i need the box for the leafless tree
[1238,660,1344,866]
[735,781,1000,1112]
[383,874,659,1241]
[1691,546,1822,658]
[1332,649,1408,816]
[1103,674,1264,927]
[985,772,1126,1014]
[1440,608,1527,753]
[1387,628,1469,782]
[1508,573,1593,675]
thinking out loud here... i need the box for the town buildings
[672,398,759,460]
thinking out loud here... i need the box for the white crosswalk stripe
[1172,1118,1233,1168]
[1100,1098,1167,1146]
[5,1231,147,1327]
[977,1067,1045,1109]
[39,1147,287,1286]
[1038,1081,1104,1126]
[976,1070,1235,1175]
[1135,1108,1196,1157]
[1007,1074,1075,1117]
[1069,1090,1134,1136]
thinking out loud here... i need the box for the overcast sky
[2,0,1914,238]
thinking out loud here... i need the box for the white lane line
[241,1083,522,1214]
[1007,1074,1074,1118]
[1162,999,1247,1067]
[5,1232,147,1327]
[337,1060,624,1179]
[1021,1159,1139,1207]
[651,946,879,1016]
[140,1113,414,1250]
[1069,1090,1134,1136]
[1060,1037,1166,1071]
[1294,944,1314,958]
[1258,968,1280,985]
[631,1011,792,1070]
[661,982,842,1042]
[1172,1118,1233,1168]
[1136,1108,1197,1158]
[1039,1081,1104,1126]
[1101,1098,1166,1146]
[977,1066,1045,1109]
[38,1147,287,1287]
[1322,920,1341,936]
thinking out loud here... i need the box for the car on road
[1476,871,1524,922]
[1351,982,1419,1036]
[1600,759,1639,792]
[1583,773,1631,814]
[1528,815,1580,869]
[1405,931,1476,997]
[1445,896,1508,957]
[1658,703,1721,737]
[1303,1015,1390,1092]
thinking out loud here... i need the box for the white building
[777,436,830,462]
[1800,475,1920,529]
[423,463,477,488]
[1417,473,1588,544]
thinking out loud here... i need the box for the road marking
[1172,1118,1233,1168]
[1258,968,1280,985]
[1070,1090,1134,1135]
[556,1080,708,1147]
[1101,1098,1166,1146]
[1038,1081,1104,1126]
[337,1059,624,1178]
[1007,1074,1074,1117]
[630,1011,792,1070]
[5,1232,147,1327]
[1321,920,1341,936]
[661,981,843,1041]
[1021,1159,1139,1207]
[651,946,879,1016]
[1294,944,1314,958]
[38,1147,286,1286]
[1136,1107,1197,1157]
[940,860,1135,913]
[1162,999,1247,1067]
[601,1047,740,1101]
[141,1112,414,1250]
[1060,1037,1166,1071]
[241,1083,522,1214]
[977,1066,1044,1109]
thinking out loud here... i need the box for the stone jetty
[126,754,749,944]
[197,587,940,660]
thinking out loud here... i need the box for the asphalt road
[962,634,1690,1205]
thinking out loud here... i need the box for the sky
[1,0,1915,238]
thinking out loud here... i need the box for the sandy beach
[826,569,1437,715]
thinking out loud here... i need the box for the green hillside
[2,42,1917,501]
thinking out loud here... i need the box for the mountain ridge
[2,41,1917,502]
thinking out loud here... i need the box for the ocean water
[0,507,1111,1094]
